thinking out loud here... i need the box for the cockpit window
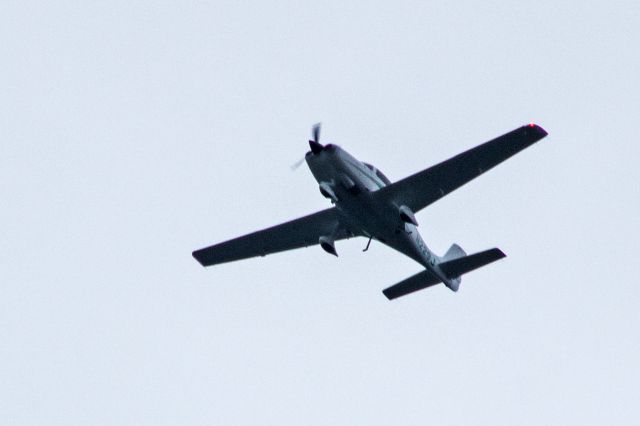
[375,169,391,185]
[364,163,391,185]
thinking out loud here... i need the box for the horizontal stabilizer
[382,270,442,300]
[439,248,506,279]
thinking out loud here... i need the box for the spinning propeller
[309,123,323,154]
[291,123,323,171]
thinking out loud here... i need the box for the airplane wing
[192,207,355,267]
[375,124,548,213]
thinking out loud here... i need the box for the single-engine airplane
[193,123,548,299]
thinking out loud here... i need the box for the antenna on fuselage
[363,236,373,252]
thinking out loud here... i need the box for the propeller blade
[290,157,306,171]
[309,122,323,154]
[312,122,321,143]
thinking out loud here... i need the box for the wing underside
[192,207,354,267]
[375,124,548,212]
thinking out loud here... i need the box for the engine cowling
[399,205,418,226]
[339,174,360,194]
[319,182,338,202]
[319,236,338,257]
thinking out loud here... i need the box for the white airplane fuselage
[305,144,457,290]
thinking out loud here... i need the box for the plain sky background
[2,1,639,425]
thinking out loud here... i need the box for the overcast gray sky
[2,1,639,425]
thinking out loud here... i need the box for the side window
[364,162,391,185]
[376,170,392,185]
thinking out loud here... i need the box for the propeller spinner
[291,123,323,171]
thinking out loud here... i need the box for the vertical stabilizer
[442,243,467,261]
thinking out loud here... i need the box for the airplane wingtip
[382,289,395,301]
[192,250,207,267]
[526,123,548,138]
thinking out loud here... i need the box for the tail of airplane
[442,243,467,261]
[382,245,506,300]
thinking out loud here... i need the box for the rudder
[442,243,467,261]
